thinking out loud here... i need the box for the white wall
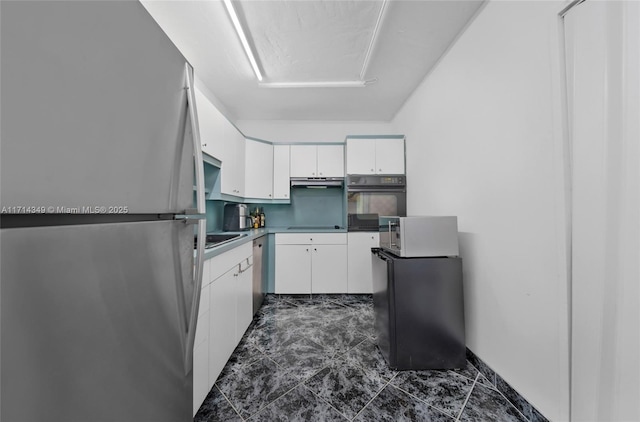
[236,120,398,143]
[392,1,570,420]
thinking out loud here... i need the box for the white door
[275,244,312,293]
[273,145,290,199]
[346,138,376,174]
[316,145,344,177]
[347,232,380,293]
[290,145,317,177]
[192,279,209,414]
[311,244,348,293]
[244,139,273,199]
[565,2,640,420]
[235,259,253,341]
[375,138,405,174]
[194,87,223,159]
[208,268,237,385]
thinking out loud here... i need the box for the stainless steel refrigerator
[0,2,207,421]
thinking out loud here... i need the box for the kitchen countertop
[200,226,347,260]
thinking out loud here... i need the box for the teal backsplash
[204,187,345,231]
[206,201,224,232]
[249,188,345,228]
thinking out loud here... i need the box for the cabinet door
[244,139,273,199]
[290,145,318,177]
[194,86,226,160]
[275,244,312,293]
[346,138,376,175]
[317,145,344,177]
[273,145,290,199]
[375,138,405,174]
[311,244,348,293]
[233,134,246,196]
[219,119,238,196]
[193,310,209,415]
[347,232,380,294]
[209,268,237,385]
[235,258,253,341]
[220,124,246,197]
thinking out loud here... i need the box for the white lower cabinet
[275,233,347,294]
[192,242,252,415]
[311,244,348,293]
[274,244,312,293]
[235,257,253,340]
[347,232,380,294]
[208,267,238,385]
[193,282,210,415]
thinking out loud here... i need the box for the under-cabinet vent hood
[290,177,344,188]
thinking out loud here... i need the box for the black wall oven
[346,175,407,231]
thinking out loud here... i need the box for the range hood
[290,177,344,188]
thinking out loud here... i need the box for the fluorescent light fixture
[259,79,377,89]
[223,0,263,81]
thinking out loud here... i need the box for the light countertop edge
[201,226,348,260]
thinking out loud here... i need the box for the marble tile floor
[194,294,530,422]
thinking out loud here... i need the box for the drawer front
[208,241,252,282]
[276,233,347,245]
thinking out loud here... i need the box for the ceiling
[141,0,485,121]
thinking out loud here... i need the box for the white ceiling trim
[359,0,389,81]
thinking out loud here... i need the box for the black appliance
[346,175,406,231]
[371,248,465,370]
[223,203,252,231]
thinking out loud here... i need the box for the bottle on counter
[260,208,265,227]
[254,207,260,229]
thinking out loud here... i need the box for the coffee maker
[223,203,253,231]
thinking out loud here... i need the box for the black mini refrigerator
[371,248,465,370]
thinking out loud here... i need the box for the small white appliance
[379,216,459,257]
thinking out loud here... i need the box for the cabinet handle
[202,143,207,147]
[319,172,323,175]
[371,168,374,172]
[314,248,317,252]
[306,248,309,252]
[379,169,382,172]
[312,172,315,176]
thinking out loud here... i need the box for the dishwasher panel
[252,236,266,315]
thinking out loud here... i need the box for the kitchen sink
[196,233,247,250]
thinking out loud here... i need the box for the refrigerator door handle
[181,62,206,375]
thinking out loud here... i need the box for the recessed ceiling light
[222,0,263,82]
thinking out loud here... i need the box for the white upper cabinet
[244,139,273,199]
[375,138,405,174]
[290,145,344,177]
[317,145,345,177]
[194,86,226,160]
[346,138,405,175]
[290,145,317,177]
[220,126,245,197]
[273,145,290,199]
